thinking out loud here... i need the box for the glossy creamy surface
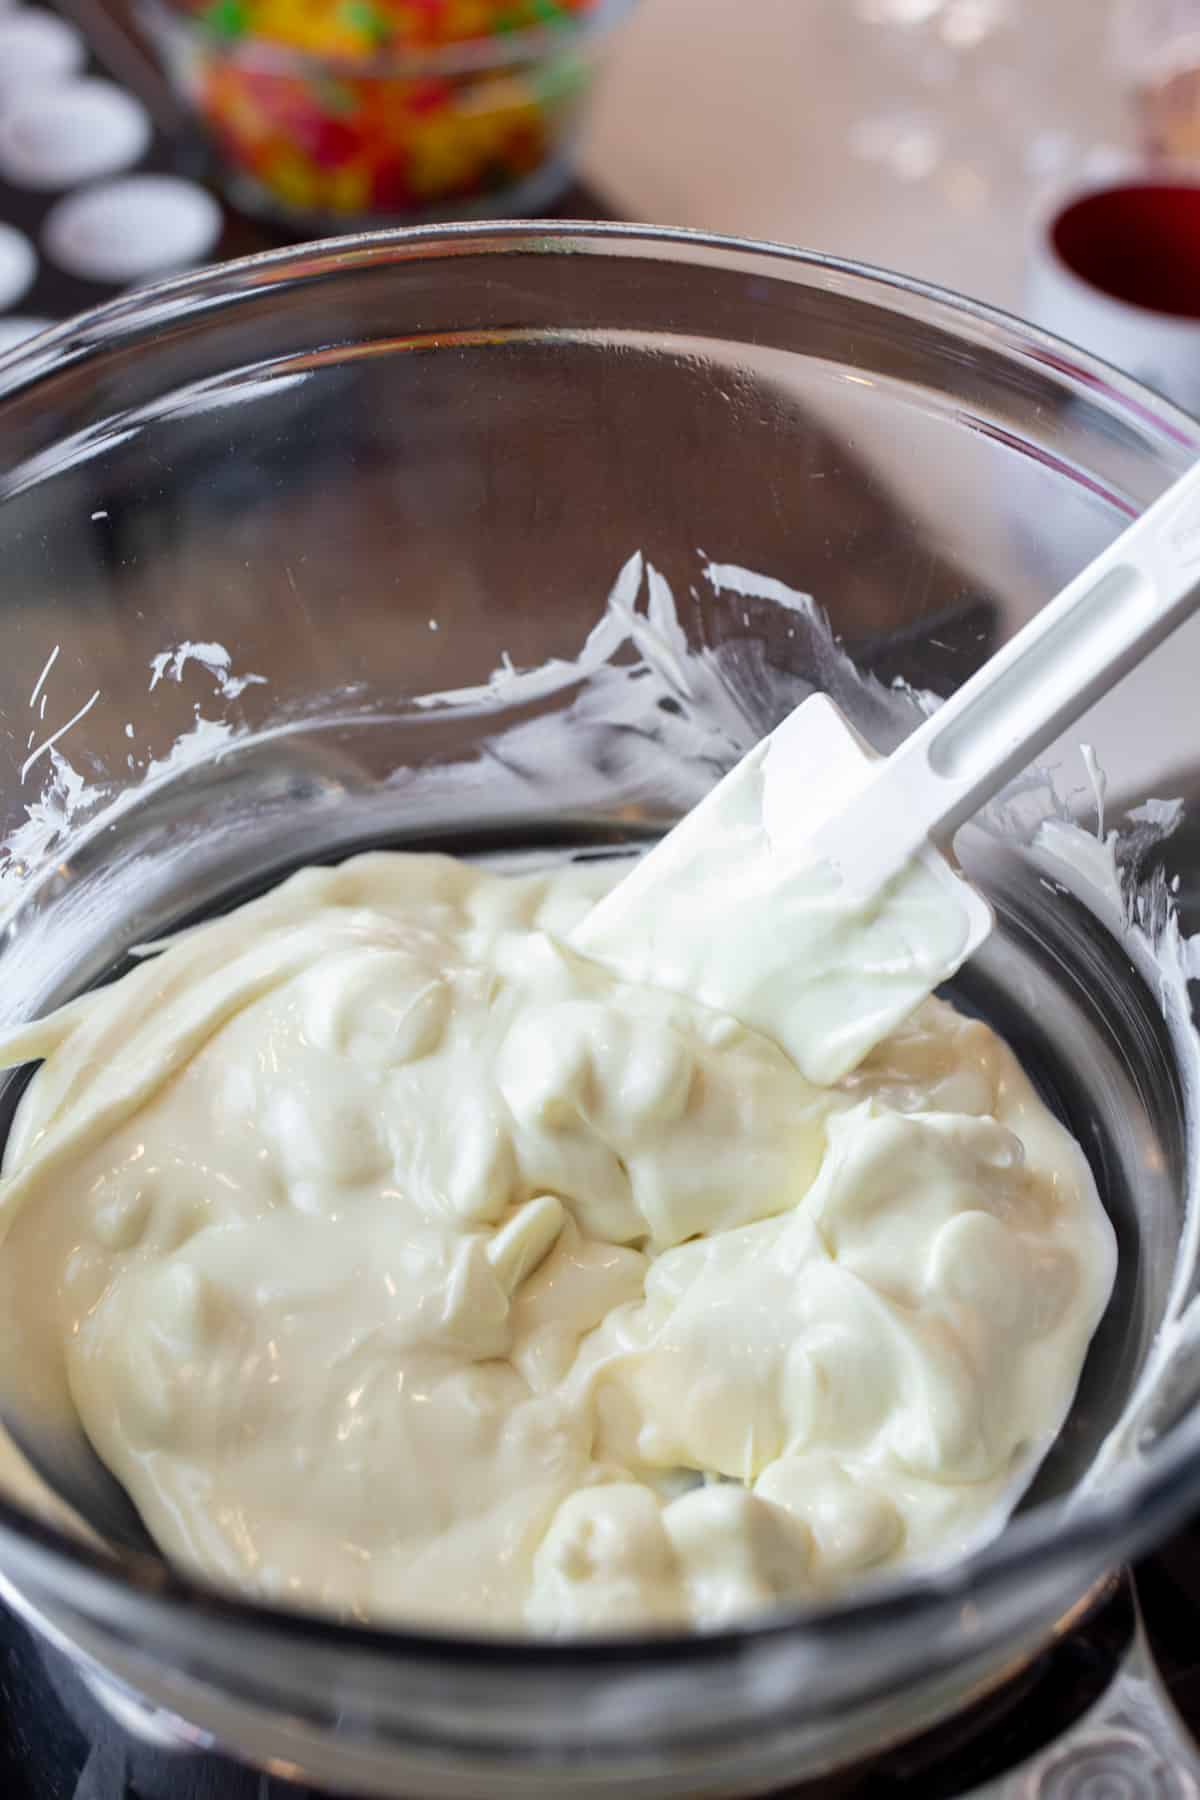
[0,853,1116,1632]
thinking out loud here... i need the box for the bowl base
[219,152,578,238]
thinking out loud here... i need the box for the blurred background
[0,0,1188,347]
[589,0,1129,313]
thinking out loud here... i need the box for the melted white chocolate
[0,853,1115,1632]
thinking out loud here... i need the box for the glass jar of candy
[142,0,634,225]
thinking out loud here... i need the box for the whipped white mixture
[0,851,1116,1633]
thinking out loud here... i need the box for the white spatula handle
[861,458,1200,873]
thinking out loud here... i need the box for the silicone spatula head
[569,694,990,1085]
[571,460,1200,1084]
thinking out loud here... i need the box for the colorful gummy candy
[198,0,601,54]
[167,0,609,218]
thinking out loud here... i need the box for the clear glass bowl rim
[139,0,637,80]
[0,219,1196,1675]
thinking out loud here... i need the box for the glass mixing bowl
[0,224,1196,1798]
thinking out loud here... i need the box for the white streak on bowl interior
[0,318,51,356]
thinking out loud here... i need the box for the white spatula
[570,462,1200,1085]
